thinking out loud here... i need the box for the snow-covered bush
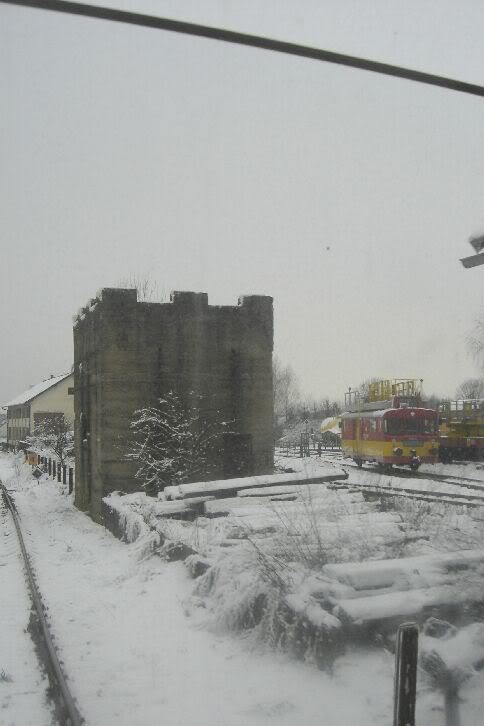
[192,547,343,670]
[126,392,231,494]
[26,415,74,468]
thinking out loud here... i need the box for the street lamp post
[461,234,484,268]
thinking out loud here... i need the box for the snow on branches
[126,392,231,494]
[27,414,74,467]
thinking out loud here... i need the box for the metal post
[394,622,419,726]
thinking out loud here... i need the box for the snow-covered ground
[277,449,484,483]
[277,451,484,502]
[276,453,484,552]
[0,453,394,726]
[3,451,484,725]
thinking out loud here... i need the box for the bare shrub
[191,489,380,668]
[12,451,26,482]
[116,275,166,303]
[379,495,432,532]
[248,487,383,577]
[257,596,343,671]
[9,451,30,487]
[27,415,73,468]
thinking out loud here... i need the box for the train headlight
[393,447,403,456]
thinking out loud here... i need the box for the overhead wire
[1,0,484,99]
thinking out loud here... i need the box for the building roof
[3,372,72,408]
[320,416,341,435]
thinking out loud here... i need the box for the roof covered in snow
[320,416,341,434]
[3,372,72,408]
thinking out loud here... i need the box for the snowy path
[0,487,53,726]
[0,454,395,726]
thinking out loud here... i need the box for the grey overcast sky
[1,0,484,405]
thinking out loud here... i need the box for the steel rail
[335,481,484,508]
[0,482,84,726]
[340,460,484,488]
[1,0,484,99]
[338,461,484,501]
[421,473,484,492]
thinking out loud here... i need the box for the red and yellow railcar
[341,379,439,470]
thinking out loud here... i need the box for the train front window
[385,417,436,435]
[423,418,437,434]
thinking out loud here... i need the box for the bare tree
[314,397,341,418]
[27,415,74,468]
[273,357,301,425]
[423,393,442,410]
[468,317,484,372]
[126,392,230,494]
[116,274,166,302]
[455,377,484,400]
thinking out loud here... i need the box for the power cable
[2,0,484,99]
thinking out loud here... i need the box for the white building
[0,413,7,443]
[3,373,74,448]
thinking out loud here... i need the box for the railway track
[333,481,484,508]
[328,463,484,507]
[0,481,84,726]
[277,450,484,506]
[339,459,484,489]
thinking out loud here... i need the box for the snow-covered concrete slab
[323,549,484,590]
[323,549,484,625]
[334,584,484,625]
[237,484,306,497]
[164,466,347,500]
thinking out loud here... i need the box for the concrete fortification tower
[73,289,274,522]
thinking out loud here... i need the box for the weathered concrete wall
[73,289,273,522]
